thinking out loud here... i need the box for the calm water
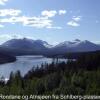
[0,55,67,79]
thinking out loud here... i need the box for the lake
[0,55,67,79]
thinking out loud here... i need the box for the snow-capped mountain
[32,40,52,48]
[55,39,81,48]
[1,38,52,55]
[2,38,35,49]
[2,38,52,49]
[52,39,100,54]
[1,38,100,55]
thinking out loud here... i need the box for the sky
[0,0,100,45]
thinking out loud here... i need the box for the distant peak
[23,37,27,40]
[74,39,81,42]
[82,40,90,43]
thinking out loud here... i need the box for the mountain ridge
[1,38,100,56]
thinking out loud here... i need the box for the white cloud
[41,10,66,17]
[47,26,62,29]
[22,16,62,29]
[0,0,8,5]
[72,16,81,22]
[0,9,21,16]
[23,16,53,28]
[0,9,62,29]
[67,21,80,27]
[67,16,82,27]
[0,16,24,24]
[41,10,57,18]
[0,16,62,29]
[59,10,66,15]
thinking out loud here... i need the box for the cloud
[0,9,62,29]
[0,9,21,16]
[0,16,53,28]
[23,16,53,28]
[0,16,62,29]
[0,16,24,23]
[41,10,57,18]
[72,16,81,22]
[0,0,8,5]
[41,10,67,17]
[67,21,80,27]
[21,16,62,29]
[46,26,62,29]
[67,16,82,27]
[59,10,67,15]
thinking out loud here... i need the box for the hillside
[0,51,100,95]
[0,52,16,64]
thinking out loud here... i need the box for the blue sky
[0,0,100,45]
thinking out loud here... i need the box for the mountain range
[0,38,100,56]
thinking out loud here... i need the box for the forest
[0,51,100,98]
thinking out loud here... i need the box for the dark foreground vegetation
[0,51,100,96]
